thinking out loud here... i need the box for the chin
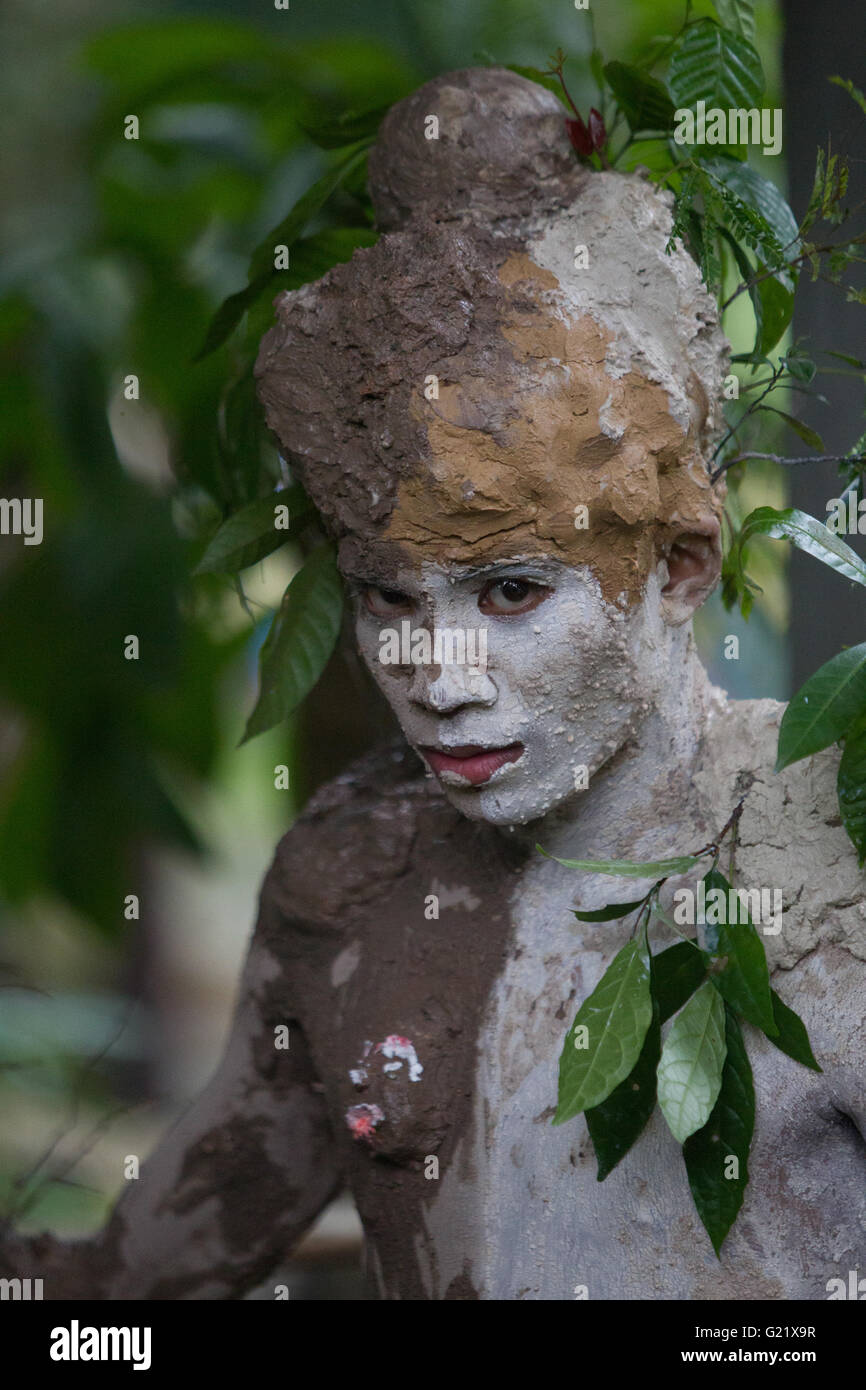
[430,762,577,828]
[437,785,520,824]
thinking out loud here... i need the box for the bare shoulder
[694,691,866,1128]
[694,690,866,971]
[261,740,441,934]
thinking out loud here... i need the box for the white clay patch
[348,1034,424,1089]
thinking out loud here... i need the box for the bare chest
[302,853,863,1299]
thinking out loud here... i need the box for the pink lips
[421,743,525,786]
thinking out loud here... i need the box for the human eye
[478,576,552,616]
[361,585,415,618]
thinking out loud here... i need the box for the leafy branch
[544,804,820,1254]
[721,505,866,861]
[712,449,866,482]
[720,229,866,314]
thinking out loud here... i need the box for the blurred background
[0,0,863,1298]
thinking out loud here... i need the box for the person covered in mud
[6,68,864,1300]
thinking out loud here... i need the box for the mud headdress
[255,67,729,608]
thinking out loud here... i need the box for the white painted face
[348,555,671,826]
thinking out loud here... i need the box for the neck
[509,634,717,863]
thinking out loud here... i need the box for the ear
[659,517,722,625]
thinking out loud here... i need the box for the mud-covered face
[348,549,670,826]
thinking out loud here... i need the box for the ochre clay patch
[256,221,724,609]
[384,262,722,606]
[496,251,560,291]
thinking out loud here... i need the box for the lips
[420,743,524,786]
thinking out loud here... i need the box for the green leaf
[196,149,370,358]
[651,940,708,1024]
[573,898,646,922]
[683,1007,754,1255]
[811,149,849,226]
[712,0,756,44]
[539,849,702,878]
[761,408,824,450]
[767,989,822,1072]
[701,159,799,260]
[299,103,390,148]
[590,48,607,95]
[213,370,267,495]
[838,710,866,865]
[195,272,274,362]
[668,21,764,115]
[657,980,727,1143]
[803,146,852,231]
[729,351,772,364]
[777,643,866,770]
[756,272,794,356]
[829,74,866,118]
[697,163,791,280]
[737,507,866,588]
[195,487,313,574]
[241,545,343,742]
[802,148,827,233]
[667,165,702,254]
[199,227,376,361]
[700,869,777,1035]
[719,236,796,358]
[604,62,676,131]
[507,65,569,105]
[719,222,754,284]
[696,192,724,294]
[617,138,675,177]
[248,146,370,281]
[783,349,817,384]
[555,936,653,1123]
[845,427,866,460]
[586,998,661,1180]
[247,227,379,346]
[719,227,789,356]
[274,226,378,287]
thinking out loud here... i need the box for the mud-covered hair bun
[256,66,731,609]
[368,66,584,232]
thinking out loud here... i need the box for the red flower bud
[565,115,593,158]
[588,108,606,153]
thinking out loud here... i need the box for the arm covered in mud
[0,857,343,1300]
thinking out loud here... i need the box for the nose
[408,661,497,714]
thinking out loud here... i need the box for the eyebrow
[341,558,564,587]
[447,559,562,582]
[341,568,401,588]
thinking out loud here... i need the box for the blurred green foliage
[0,12,419,936]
